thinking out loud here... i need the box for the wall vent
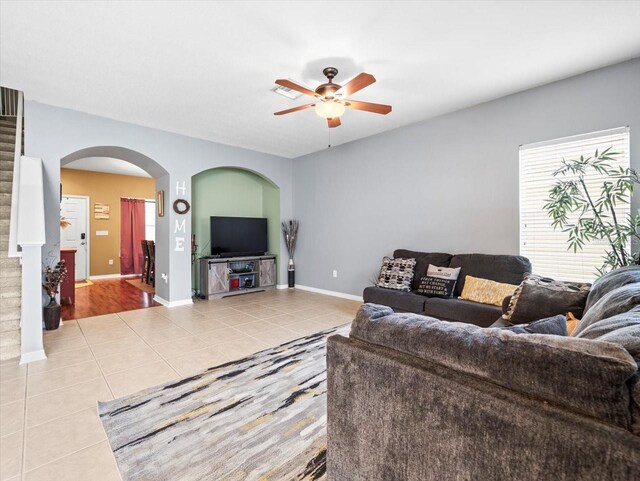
[271,83,304,100]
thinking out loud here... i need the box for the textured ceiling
[1,1,639,158]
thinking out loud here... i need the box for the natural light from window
[519,127,630,283]
[145,200,156,241]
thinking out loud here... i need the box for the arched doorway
[191,167,281,292]
[59,147,170,318]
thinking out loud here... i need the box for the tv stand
[199,255,276,300]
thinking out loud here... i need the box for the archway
[59,146,171,317]
[191,167,281,292]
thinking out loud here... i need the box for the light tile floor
[0,289,360,481]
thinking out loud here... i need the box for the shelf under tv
[198,254,276,300]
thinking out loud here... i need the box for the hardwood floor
[62,277,159,320]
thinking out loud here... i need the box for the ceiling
[1,1,639,159]
[63,157,151,178]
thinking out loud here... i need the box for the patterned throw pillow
[458,276,519,307]
[376,257,416,292]
[416,264,461,298]
[502,274,591,325]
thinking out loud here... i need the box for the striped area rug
[98,324,349,481]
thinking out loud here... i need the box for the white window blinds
[519,127,630,283]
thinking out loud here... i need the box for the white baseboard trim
[294,284,363,302]
[20,349,47,364]
[153,295,194,308]
[276,284,290,290]
[89,273,139,280]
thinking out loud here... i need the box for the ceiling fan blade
[345,100,392,115]
[274,103,315,116]
[336,73,376,97]
[275,79,319,98]
[327,117,341,128]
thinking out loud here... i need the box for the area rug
[74,280,93,288]
[125,278,155,294]
[98,324,349,481]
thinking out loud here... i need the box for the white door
[60,196,89,281]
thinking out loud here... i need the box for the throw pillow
[416,264,461,298]
[458,276,518,307]
[502,274,591,325]
[566,312,580,336]
[573,283,640,336]
[574,310,640,362]
[376,257,416,292]
[492,314,568,336]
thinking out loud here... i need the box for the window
[144,200,156,241]
[519,127,630,282]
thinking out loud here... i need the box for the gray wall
[25,102,293,303]
[293,58,640,297]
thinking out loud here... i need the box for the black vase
[43,297,61,330]
[288,269,295,288]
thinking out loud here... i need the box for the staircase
[0,115,22,361]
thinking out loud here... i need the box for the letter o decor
[173,199,191,215]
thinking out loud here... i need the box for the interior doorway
[58,150,167,320]
[60,195,90,280]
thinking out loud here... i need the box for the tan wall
[60,168,155,276]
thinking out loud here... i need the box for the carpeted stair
[0,115,22,361]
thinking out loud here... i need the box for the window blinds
[519,127,630,283]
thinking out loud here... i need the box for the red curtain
[120,198,145,275]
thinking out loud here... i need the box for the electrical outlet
[108,259,114,265]
[332,270,338,278]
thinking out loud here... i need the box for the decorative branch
[281,220,299,260]
[43,260,68,299]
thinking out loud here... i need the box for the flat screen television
[210,216,268,257]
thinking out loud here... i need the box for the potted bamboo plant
[42,260,67,330]
[544,147,640,274]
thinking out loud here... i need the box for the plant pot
[43,298,61,330]
[288,269,295,289]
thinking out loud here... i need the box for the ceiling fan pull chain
[328,128,331,148]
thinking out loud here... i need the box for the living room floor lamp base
[282,220,299,289]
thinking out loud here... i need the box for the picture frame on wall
[157,190,165,217]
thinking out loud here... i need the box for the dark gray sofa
[328,267,640,480]
[363,249,531,327]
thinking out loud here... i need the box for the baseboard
[20,349,47,364]
[276,284,290,290]
[153,295,193,308]
[294,284,363,302]
[89,273,139,280]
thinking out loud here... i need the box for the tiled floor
[0,289,361,481]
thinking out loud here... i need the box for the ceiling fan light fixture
[314,100,345,119]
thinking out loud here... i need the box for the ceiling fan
[273,67,392,128]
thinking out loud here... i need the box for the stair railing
[0,87,20,117]
[8,89,23,258]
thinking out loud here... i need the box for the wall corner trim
[153,295,193,308]
[294,284,364,302]
[20,349,47,364]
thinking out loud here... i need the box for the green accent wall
[192,168,280,289]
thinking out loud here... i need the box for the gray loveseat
[328,267,640,480]
[363,250,531,326]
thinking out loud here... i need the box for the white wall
[292,58,640,296]
[25,102,293,303]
